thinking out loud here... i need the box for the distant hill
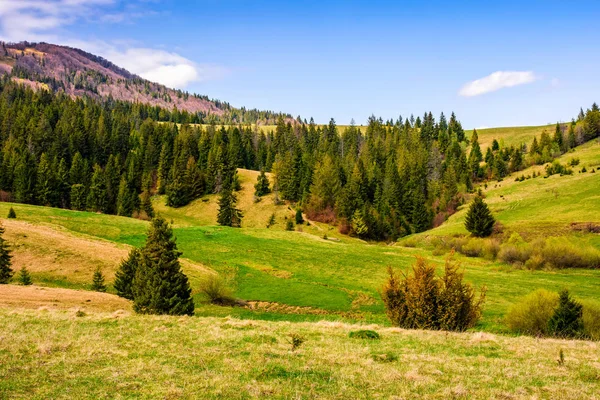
[0,41,290,124]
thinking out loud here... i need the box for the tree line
[1,78,598,241]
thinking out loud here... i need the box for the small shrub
[75,310,86,317]
[199,274,235,305]
[482,239,500,260]
[461,238,484,257]
[295,209,304,224]
[7,208,16,219]
[288,333,305,351]
[505,289,559,336]
[581,301,600,341]
[557,349,565,366]
[371,352,398,363]
[548,289,583,338]
[498,244,531,265]
[399,237,418,248]
[266,213,276,228]
[349,330,380,340]
[524,254,546,270]
[18,267,32,286]
[540,238,600,269]
[322,233,328,240]
[91,267,106,292]
[285,220,295,231]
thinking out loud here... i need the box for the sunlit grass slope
[429,139,600,239]
[1,308,599,399]
[2,198,600,331]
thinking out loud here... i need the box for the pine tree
[254,169,271,196]
[548,289,583,338]
[36,153,57,206]
[464,194,495,237]
[91,267,107,292]
[70,184,87,211]
[295,209,304,224]
[87,164,107,212]
[18,267,32,286]
[114,248,141,300]
[7,208,16,219]
[217,182,243,227]
[0,223,13,283]
[411,190,431,233]
[132,217,194,315]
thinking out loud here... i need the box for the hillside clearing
[0,285,131,312]
[0,308,598,399]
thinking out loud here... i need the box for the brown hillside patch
[2,219,130,282]
[0,285,131,313]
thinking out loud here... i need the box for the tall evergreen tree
[0,223,13,283]
[132,217,194,315]
[217,181,243,227]
[464,194,495,237]
[254,169,271,196]
[114,248,141,300]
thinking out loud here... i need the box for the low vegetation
[381,255,486,331]
[1,307,599,399]
[505,289,600,339]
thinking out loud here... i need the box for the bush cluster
[381,255,486,332]
[506,289,600,340]
[438,233,600,270]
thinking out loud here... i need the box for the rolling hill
[0,41,290,124]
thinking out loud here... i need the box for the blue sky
[0,0,599,128]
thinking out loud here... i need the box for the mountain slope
[0,41,290,124]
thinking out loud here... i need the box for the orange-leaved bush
[381,253,486,331]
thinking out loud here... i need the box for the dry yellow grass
[1,308,599,398]
[2,218,130,282]
[0,285,131,313]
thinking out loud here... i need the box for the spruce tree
[0,223,13,283]
[91,267,107,292]
[87,164,107,212]
[548,289,583,338]
[132,217,194,316]
[254,169,271,196]
[464,194,495,237]
[7,207,16,219]
[114,248,141,300]
[295,209,304,224]
[18,267,32,286]
[217,182,243,227]
[70,184,87,211]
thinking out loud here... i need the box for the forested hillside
[0,42,291,125]
[1,74,599,242]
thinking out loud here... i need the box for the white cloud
[459,71,538,97]
[66,40,228,89]
[0,0,229,89]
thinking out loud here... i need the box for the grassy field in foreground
[1,307,599,399]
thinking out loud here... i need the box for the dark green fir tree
[91,267,107,292]
[114,248,141,300]
[548,289,583,338]
[254,169,271,196]
[464,193,495,237]
[18,267,32,286]
[0,223,13,284]
[133,217,194,315]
